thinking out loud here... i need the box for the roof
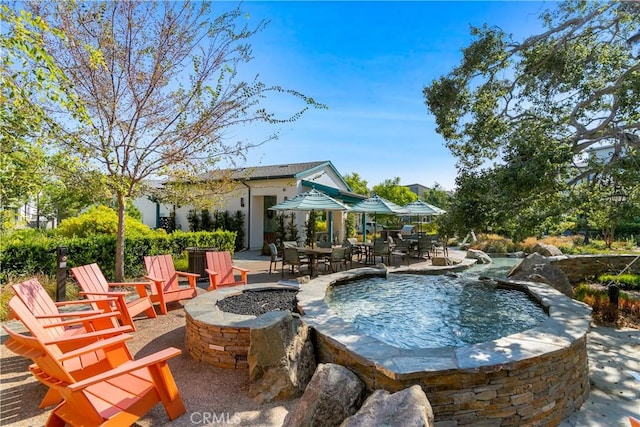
[300,180,366,204]
[199,161,330,181]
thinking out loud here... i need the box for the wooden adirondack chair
[205,251,249,291]
[143,254,199,315]
[9,296,135,408]
[71,263,157,331]
[11,279,132,352]
[3,324,186,426]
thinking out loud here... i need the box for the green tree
[22,1,324,280]
[343,172,370,196]
[424,1,640,236]
[372,177,417,207]
[422,183,451,211]
[1,5,92,224]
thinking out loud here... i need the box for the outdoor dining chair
[282,247,310,277]
[268,243,283,274]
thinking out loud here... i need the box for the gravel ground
[217,289,298,316]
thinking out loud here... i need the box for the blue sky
[219,1,551,191]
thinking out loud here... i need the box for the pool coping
[296,262,592,380]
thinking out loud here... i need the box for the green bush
[57,205,159,238]
[597,273,640,291]
[0,230,236,282]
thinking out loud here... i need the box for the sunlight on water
[326,258,547,349]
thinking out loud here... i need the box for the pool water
[326,258,547,349]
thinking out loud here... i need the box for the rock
[466,249,492,264]
[508,251,527,258]
[531,242,563,256]
[248,311,316,403]
[431,257,453,266]
[508,253,574,297]
[283,363,365,427]
[341,385,434,427]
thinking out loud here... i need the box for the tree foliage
[424,1,640,237]
[343,172,370,196]
[372,177,417,207]
[19,1,324,279]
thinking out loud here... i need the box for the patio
[1,249,638,426]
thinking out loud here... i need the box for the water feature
[326,268,546,349]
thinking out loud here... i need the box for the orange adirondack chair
[3,324,186,426]
[71,263,157,331]
[143,254,199,315]
[11,279,132,351]
[9,296,135,408]
[205,251,249,291]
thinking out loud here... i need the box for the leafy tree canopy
[343,172,370,196]
[424,1,640,238]
[372,177,417,207]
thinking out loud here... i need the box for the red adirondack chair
[8,296,134,408]
[3,324,186,426]
[71,263,157,331]
[143,254,199,314]
[205,251,249,291]
[11,279,131,351]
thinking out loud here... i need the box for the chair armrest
[42,325,132,346]
[54,300,101,307]
[232,266,250,274]
[56,334,134,362]
[205,269,219,277]
[176,271,200,279]
[107,281,150,288]
[68,347,182,391]
[81,291,130,297]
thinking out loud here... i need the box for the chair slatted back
[283,247,301,264]
[144,255,178,294]
[70,263,109,294]
[205,251,235,286]
[3,322,71,383]
[331,247,345,262]
[12,279,67,338]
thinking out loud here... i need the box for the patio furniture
[3,324,186,426]
[282,247,311,277]
[432,238,448,257]
[11,279,131,352]
[143,254,199,315]
[416,237,434,259]
[345,238,363,262]
[71,263,157,331]
[326,247,347,273]
[372,241,391,264]
[8,296,134,408]
[205,251,249,291]
[268,243,283,274]
[283,241,300,248]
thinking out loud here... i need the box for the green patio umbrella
[350,195,409,242]
[269,188,351,247]
[402,200,446,234]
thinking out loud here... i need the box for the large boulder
[508,253,574,297]
[466,249,492,264]
[341,385,434,427]
[531,242,563,257]
[283,363,365,427]
[248,311,316,403]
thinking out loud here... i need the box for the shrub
[470,234,518,253]
[57,205,159,238]
[597,273,640,291]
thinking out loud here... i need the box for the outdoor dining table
[297,246,333,277]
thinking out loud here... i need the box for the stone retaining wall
[314,332,589,426]
[550,254,640,283]
[185,313,250,369]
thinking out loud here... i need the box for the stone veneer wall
[313,332,589,426]
[185,313,250,369]
[550,254,640,284]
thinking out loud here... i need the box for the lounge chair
[143,254,199,315]
[204,251,249,291]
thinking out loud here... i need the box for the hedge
[0,230,236,282]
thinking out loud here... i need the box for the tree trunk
[115,193,126,282]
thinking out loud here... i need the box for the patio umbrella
[403,200,446,234]
[269,188,351,247]
[350,195,409,242]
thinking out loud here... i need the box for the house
[404,183,430,199]
[134,161,365,250]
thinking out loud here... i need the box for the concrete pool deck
[1,248,638,426]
